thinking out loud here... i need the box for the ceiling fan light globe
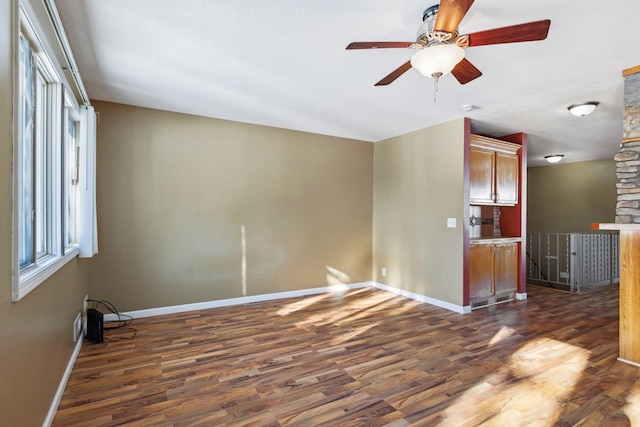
[410,44,465,79]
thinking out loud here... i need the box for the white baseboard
[618,357,640,367]
[372,282,471,314]
[104,281,471,322]
[43,335,83,427]
[104,282,373,321]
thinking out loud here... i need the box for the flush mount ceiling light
[544,154,564,163]
[568,102,599,117]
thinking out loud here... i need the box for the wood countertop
[470,236,522,245]
[592,223,640,231]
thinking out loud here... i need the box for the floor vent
[471,292,515,310]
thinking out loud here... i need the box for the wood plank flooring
[53,284,640,426]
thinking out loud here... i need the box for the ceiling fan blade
[451,58,482,84]
[346,42,413,50]
[375,61,413,86]
[467,19,551,47]
[434,0,475,33]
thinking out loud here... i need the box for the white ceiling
[55,0,640,166]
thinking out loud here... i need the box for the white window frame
[13,3,80,301]
[63,97,81,251]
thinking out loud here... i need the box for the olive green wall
[0,1,90,425]
[527,158,617,233]
[373,119,466,307]
[89,101,373,312]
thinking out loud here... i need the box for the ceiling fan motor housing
[416,6,438,43]
[415,5,459,48]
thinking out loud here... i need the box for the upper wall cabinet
[469,135,520,206]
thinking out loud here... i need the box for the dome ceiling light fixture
[544,154,565,163]
[568,102,599,117]
[411,44,465,101]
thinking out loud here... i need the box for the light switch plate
[447,218,456,228]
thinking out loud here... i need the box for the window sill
[13,246,80,301]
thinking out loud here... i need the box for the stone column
[616,66,640,224]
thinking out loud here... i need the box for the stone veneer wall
[624,71,640,141]
[616,67,640,224]
[615,143,640,223]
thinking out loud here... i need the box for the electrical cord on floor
[87,299,137,341]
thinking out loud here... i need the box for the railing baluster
[526,232,620,293]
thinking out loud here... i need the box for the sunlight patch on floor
[276,293,328,316]
[329,321,382,346]
[276,288,421,347]
[436,337,591,426]
[623,382,640,424]
[488,325,517,346]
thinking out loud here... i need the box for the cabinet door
[495,151,519,205]
[469,146,495,204]
[469,245,495,299]
[494,243,518,294]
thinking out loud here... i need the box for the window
[13,6,83,300]
[17,30,61,272]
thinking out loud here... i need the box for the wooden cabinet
[466,131,526,309]
[494,242,518,294]
[469,244,494,300]
[470,135,520,206]
[470,241,518,304]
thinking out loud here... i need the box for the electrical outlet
[381,267,387,277]
[83,295,89,313]
[447,218,457,228]
[73,313,82,342]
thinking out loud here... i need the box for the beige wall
[0,1,90,425]
[528,158,617,233]
[89,101,373,311]
[373,119,466,306]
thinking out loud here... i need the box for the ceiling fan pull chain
[432,72,442,102]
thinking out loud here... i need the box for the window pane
[18,33,34,268]
[65,111,79,247]
[35,70,47,258]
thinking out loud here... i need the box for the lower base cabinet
[470,242,518,306]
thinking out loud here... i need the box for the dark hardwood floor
[53,284,640,426]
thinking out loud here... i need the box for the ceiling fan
[346,0,551,89]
